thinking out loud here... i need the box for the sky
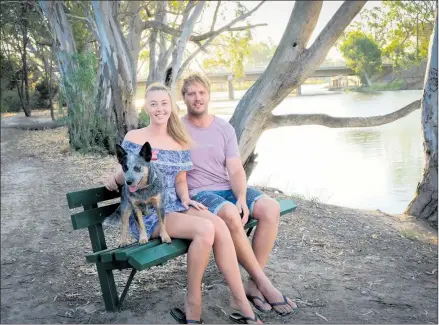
[198,1,383,60]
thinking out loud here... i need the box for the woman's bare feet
[255,279,297,315]
[184,292,202,322]
[244,278,272,312]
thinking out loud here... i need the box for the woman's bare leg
[151,212,214,321]
[184,208,262,324]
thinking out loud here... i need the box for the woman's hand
[181,199,207,211]
[105,174,120,192]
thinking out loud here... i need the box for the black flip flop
[229,312,261,324]
[246,295,272,313]
[170,307,203,324]
[265,294,298,316]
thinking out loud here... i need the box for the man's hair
[181,73,211,98]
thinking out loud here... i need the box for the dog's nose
[126,180,133,186]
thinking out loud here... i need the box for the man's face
[183,82,210,117]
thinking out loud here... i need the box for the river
[191,84,424,214]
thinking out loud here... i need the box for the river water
[197,84,424,214]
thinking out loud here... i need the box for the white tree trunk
[39,1,77,101]
[229,0,367,163]
[406,13,438,227]
[169,1,205,98]
[92,1,138,142]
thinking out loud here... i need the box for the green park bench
[66,186,296,312]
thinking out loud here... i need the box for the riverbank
[328,78,423,93]
[1,115,437,324]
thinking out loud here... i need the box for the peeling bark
[92,1,138,143]
[405,13,438,228]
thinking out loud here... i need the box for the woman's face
[145,90,172,126]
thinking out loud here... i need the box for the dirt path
[1,124,438,324]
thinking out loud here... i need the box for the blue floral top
[121,140,193,215]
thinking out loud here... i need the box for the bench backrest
[66,186,121,252]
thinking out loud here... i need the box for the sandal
[170,307,203,324]
[246,295,272,313]
[229,312,261,324]
[265,294,298,316]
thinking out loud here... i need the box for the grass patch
[349,79,406,93]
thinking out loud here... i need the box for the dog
[114,141,171,247]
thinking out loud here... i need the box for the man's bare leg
[245,197,281,310]
[218,203,296,314]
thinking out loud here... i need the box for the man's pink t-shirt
[182,115,240,197]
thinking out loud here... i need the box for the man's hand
[236,198,250,225]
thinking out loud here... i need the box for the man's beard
[188,106,207,117]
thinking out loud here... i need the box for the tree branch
[192,1,265,41]
[211,1,221,32]
[142,1,265,42]
[307,1,367,65]
[65,13,88,22]
[265,100,421,130]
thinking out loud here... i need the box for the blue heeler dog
[114,141,171,247]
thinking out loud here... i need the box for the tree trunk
[49,51,55,121]
[405,13,438,228]
[39,1,77,104]
[39,0,78,143]
[126,1,143,70]
[169,1,205,98]
[21,2,31,117]
[230,0,367,166]
[92,1,138,143]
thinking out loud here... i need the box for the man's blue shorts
[192,187,268,216]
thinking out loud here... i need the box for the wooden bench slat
[84,199,296,263]
[128,239,190,271]
[66,186,120,209]
[71,203,119,230]
[114,240,162,261]
[278,199,296,216]
[101,240,162,263]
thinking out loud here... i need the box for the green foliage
[339,31,382,86]
[0,89,22,113]
[64,1,94,53]
[138,109,150,128]
[352,1,437,70]
[0,54,20,90]
[202,31,253,78]
[34,78,58,108]
[60,52,117,154]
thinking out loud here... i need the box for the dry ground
[1,113,438,324]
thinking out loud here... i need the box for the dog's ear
[140,141,152,162]
[115,144,127,165]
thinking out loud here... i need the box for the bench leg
[96,263,119,312]
[246,227,254,237]
[117,268,137,311]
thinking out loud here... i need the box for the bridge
[137,62,394,99]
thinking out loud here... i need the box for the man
[180,73,297,315]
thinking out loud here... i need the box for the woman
[105,82,261,324]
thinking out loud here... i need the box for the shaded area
[0,123,437,324]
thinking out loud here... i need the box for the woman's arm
[175,171,190,203]
[175,171,206,210]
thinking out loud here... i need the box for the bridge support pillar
[297,85,302,96]
[228,75,234,100]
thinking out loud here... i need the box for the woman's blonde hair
[145,82,192,148]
